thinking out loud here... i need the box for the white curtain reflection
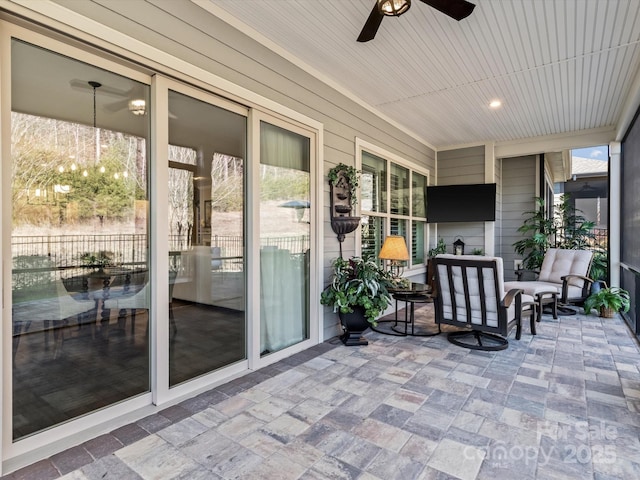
[259,121,310,355]
[260,247,306,353]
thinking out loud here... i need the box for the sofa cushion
[538,248,592,287]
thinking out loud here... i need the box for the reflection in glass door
[168,90,247,386]
[10,40,150,439]
[259,121,311,355]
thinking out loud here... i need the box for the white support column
[609,141,621,287]
[485,143,495,256]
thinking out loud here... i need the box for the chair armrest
[560,274,594,301]
[503,288,523,308]
[515,269,539,281]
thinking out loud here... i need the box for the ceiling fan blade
[357,3,384,42]
[104,98,129,112]
[69,79,131,98]
[420,0,475,21]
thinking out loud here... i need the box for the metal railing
[12,233,310,288]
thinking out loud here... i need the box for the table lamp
[379,235,409,277]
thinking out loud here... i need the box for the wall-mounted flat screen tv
[426,183,496,223]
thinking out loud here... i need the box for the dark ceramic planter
[338,306,369,346]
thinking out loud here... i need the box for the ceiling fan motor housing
[378,0,411,16]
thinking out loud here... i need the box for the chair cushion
[538,248,592,287]
[504,280,560,296]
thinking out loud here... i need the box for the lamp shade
[379,235,409,261]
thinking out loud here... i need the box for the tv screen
[426,183,496,223]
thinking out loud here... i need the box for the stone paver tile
[305,357,335,370]
[156,417,209,447]
[261,413,310,443]
[218,412,266,440]
[334,438,381,470]
[383,388,428,412]
[238,430,285,457]
[257,370,314,395]
[246,395,297,422]
[463,398,504,421]
[240,452,308,480]
[307,455,361,480]
[116,434,200,480]
[399,434,438,464]
[190,405,228,428]
[277,439,324,469]
[451,411,485,434]
[136,414,172,434]
[370,403,413,428]
[9,459,60,480]
[378,365,416,384]
[288,398,333,424]
[82,434,123,460]
[78,454,143,480]
[352,418,411,452]
[366,448,425,479]
[427,438,485,480]
[586,390,628,407]
[213,395,255,416]
[239,387,272,403]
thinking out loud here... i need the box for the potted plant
[426,238,446,294]
[80,250,116,272]
[80,250,117,291]
[320,256,394,346]
[328,163,360,206]
[583,285,630,318]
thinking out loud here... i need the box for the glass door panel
[259,121,310,355]
[10,40,150,439]
[168,90,247,386]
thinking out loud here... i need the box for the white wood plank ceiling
[206,0,640,149]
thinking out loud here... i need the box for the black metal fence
[13,233,310,288]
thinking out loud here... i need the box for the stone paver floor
[4,305,640,479]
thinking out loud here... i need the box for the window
[359,145,428,270]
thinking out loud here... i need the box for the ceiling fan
[357,0,476,42]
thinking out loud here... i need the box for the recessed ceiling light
[489,99,502,109]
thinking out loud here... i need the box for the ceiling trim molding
[190,0,437,152]
[437,141,490,152]
[493,126,616,159]
[616,65,640,141]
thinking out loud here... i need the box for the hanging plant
[328,163,360,206]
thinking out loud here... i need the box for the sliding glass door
[167,89,247,386]
[10,40,150,439]
[4,28,318,453]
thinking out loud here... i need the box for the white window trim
[355,138,430,273]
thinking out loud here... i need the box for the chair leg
[530,305,537,335]
[447,330,509,351]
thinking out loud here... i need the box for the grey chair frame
[433,255,525,351]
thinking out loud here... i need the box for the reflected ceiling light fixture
[489,99,502,109]
[378,0,411,16]
[128,98,146,116]
[88,81,101,127]
[87,80,102,169]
